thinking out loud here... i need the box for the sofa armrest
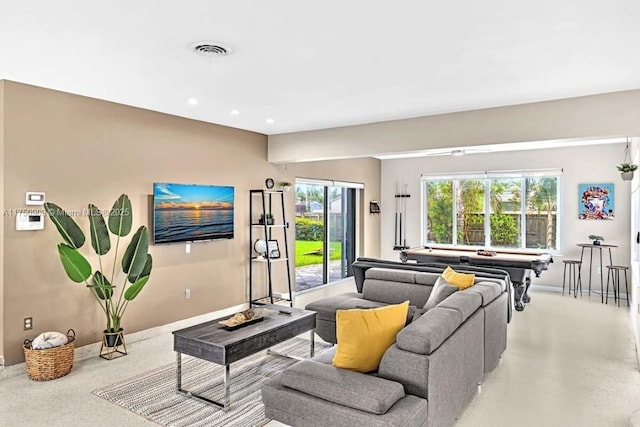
[467,281,502,305]
[280,360,405,415]
[396,307,463,354]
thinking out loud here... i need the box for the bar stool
[562,260,582,297]
[605,265,630,307]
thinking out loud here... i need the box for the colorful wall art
[579,183,614,220]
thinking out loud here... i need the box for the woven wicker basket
[23,329,75,381]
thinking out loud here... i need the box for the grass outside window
[295,241,342,267]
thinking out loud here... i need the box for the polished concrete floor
[454,290,640,427]
[1,285,639,427]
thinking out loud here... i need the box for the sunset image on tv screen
[153,182,234,244]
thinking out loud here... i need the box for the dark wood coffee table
[172,304,316,410]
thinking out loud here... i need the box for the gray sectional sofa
[262,265,510,427]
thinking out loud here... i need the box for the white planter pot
[621,171,634,181]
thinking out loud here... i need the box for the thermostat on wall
[16,212,45,231]
[26,192,45,205]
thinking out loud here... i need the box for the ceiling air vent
[190,41,232,57]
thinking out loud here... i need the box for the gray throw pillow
[405,305,418,325]
[422,276,458,313]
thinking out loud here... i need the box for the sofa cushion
[365,267,416,283]
[396,307,463,355]
[466,281,502,306]
[414,271,440,286]
[437,290,483,322]
[442,266,475,290]
[262,376,429,427]
[280,360,405,415]
[305,293,386,322]
[363,268,433,307]
[475,277,506,292]
[363,280,432,307]
[333,301,409,372]
[422,276,458,312]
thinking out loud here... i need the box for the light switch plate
[26,192,45,205]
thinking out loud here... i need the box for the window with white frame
[421,170,561,251]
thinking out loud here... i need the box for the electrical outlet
[185,289,191,299]
[23,317,32,331]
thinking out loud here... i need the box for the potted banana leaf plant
[44,194,152,357]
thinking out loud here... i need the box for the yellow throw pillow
[442,266,475,290]
[332,301,409,373]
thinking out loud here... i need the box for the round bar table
[577,243,617,303]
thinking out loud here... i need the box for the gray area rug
[92,338,330,427]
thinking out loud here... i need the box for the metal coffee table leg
[267,330,316,360]
[175,351,231,410]
[222,365,230,407]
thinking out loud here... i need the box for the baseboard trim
[530,285,562,293]
[0,302,249,382]
[530,284,628,298]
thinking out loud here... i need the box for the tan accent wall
[1,81,381,365]
[268,89,640,163]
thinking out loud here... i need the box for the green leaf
[108,194,132,237]
[57,243,91,282]
[128,253,152,284]
[90,271,113,299]
[44,202,85,249]
[88,204,111,255]
[122,226,149,279]
[124,275,149,301]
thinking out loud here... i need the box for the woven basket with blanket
[23,329,75,381]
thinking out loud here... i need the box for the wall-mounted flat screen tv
[153,182,234,244]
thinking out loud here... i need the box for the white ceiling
[2,1,640,136]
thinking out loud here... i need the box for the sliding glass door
[295,183,326,291]
[295,181,357,291]
[328,185,357,282]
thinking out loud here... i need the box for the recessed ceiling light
[187,97,199,106]
[230,109,240,116]
[265,118,275,124]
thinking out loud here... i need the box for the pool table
[400,246,553,311]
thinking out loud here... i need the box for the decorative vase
[593,240,601,245]
[621,171,634,181]
[281,185,291,192]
